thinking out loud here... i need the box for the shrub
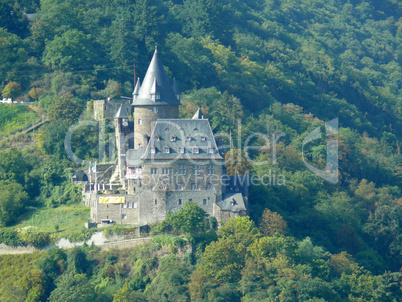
[0,228,25,246]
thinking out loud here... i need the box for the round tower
[132,48,180,148]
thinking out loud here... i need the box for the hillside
[0,0,401,301]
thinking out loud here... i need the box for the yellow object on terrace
[99,196,125,204]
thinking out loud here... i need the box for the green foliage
[2,82,22,99]
[48,272,96,302]
[16,226,50,248]
[0,180,29,226]
[0,104,39,136]
[0,228,25,246]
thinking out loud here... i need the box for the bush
[17,226,50,248]
[0,228,25,246]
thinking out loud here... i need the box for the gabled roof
[192,108,204,119]
[217,193,247,212]
[114,105,128,118]
[132,48,180,106]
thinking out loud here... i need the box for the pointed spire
[132,48,180,106]
[132,77,140,100]
[114,105,128,119]
[192,108,204,119]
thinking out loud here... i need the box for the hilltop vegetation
[0,0,401,300]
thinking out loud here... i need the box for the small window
[207,165,215,175]
[160,185,167,190]
[178,199,182,205]
[151,186,155,191]
[176,184,183,190]
[193,147,199,154]
[151,168,157,175]
[235,187,240,192]
[191,183,200,191]
[234,213,239,217]
[178,165,186,175]
[128,202,132,208]
[153,106,158,113]
[179,147,185,154]
[189,199,192,202]
[123,203,127,208]
[207,183,214,190]
[162,168,169,175]
[170,136,177,142]
[193,165,200,175]
[208,148,214,154]
[150,147,156,154]
[156,94,160,100]
[155,136,161,141]
[186,136,192,142]
[138,119,142,125]
[133,202,138,209]
[122,214,127,219]
[203,199,207,205]
[164,147,170,154]
[155,199,157,205]
[201,136,206,141]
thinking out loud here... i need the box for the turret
[114,105,129,182]
[132,47,180,148]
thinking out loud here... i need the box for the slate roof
[126,119,223,163]
[126,147,144,167]
[132,48,180,106]
[114,105,128,118]
[216,193,247,212]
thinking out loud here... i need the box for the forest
[0,0,401,301]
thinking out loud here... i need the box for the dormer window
[193,147,199,154]
[179,147,185,154]
[153,106,158,113]
[150,147,156,154]
[155,136,161,141]
[201,136,206,141]
[186,136,192,142]
[170,136,177,142]
[208,148,214,154]
[155,94,160,100]
[230,199,237,206]
[176,95,180,100]
[164,147,170,154]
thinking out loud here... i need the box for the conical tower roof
[114,105,128,118]
[192,108,204,119]
[132,48,180,106]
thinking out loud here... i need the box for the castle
[83,49,248,226]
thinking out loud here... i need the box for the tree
[0,180,29,226]
[2,82,22,99]
[48,272,96,302]
[259,208,287,236]
[43,29,101,71]
[48,94,83,125]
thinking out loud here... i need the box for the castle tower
[114,105,129,181]
[132,48,180,148]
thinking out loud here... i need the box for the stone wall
[133,105,179,147]
[93,99,131,122]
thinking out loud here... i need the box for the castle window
[201,136,206,141]
[153,106,158,113]
[160,185,167,190]
[178,165,186,175]
[138,119,142,125]
[203,199,207,205]
[193,147,199,154]
[186,136,192,142]
[191,183,200,191]
[208,148,214,154]
[178,199,182,205]
[151,168,157,175]
[128,202,132,208]
[164,147,170,154]
[179,147,185,154]
[155,136,161,141]
[162,168,169,175]
[207,165,215,175]
[193,165,200,175]
[151,186,155,191]
[150,147,156,154]
[176,184,183,190]
[155,199,157,205]
[133,202,138,209]
[156,94,160,100]
[123,203,127,208]
[122,214,127,220]
[206,183,214,190]
[189,199,192,202]
[170,136,177,142]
